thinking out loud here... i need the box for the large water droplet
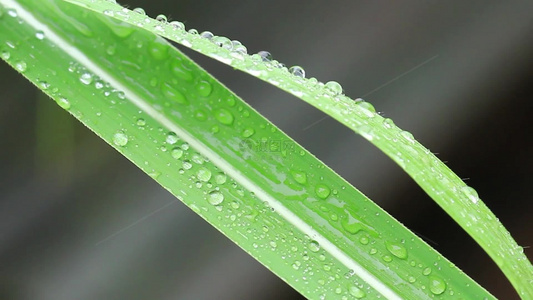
[113,132,128,146]
[462,186,479,204]
[196,80,212,97]
[79,72,93,85]
[289,66,305,78]
[325,81,343,94]
[400,131,415,144]
[155,14,167,23]
[349,286,366,299]
[197,167,212,182]
[308,240,320,252]
[171,148,183,159]
[315,184,331,199]
[214,108,234,125]
[428,276,447,295]
[385,241,407,259]
[200,31,214,39]
[215,173,227,184]
[291,170,307,184]
[166,132,179,144]
[161,82,188,104]
[208,191,224,205]
[170,21,185,30]
[132,7,145,15]
[257,51,272,62]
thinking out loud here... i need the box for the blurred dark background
[1,0,532,299]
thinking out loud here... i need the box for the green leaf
[1,0,528,298]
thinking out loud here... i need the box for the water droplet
[400,131,415,144]
[196,80,212,97]
[133,7,145,15]
[422,267,432,276]
[428,276,446,295]
[359,236,369,245]
[155,14,167,23]
[325,81,343,94]
[232,41,247,54]
[136,118,146,126]
[315,184,331,199]
[215,173,227,184]
[257,51,272,62]
[200,31,214,39]
[212,36,233,50]
[149,41,169,60]
[166,132,179,144]
[241,128,255,138]
[214,108,234,125]
[113,132,128,146]
[15,61,27,72]
[79,73,93,85]
[56,97,71,109]
[188,28,198,35]
[408,276,416,283]
[308,240,320,252]
[1,50,10,60]
[349,286,366,299]
[161,82,188,104]
[289,66,305,78]
[208,191,224,205]
[182,160,192,170]
[170,21,185,30]
[269,241,277,248]
[462,186,479,204]
[291,170,307,184]
[197,167,212,182]
[7,8,17,17]
[35,31,45,40]
[38,81,50,90]
[385,241,407,259]
[171,148,183,159]
[357,101,376,113]
[383,118,395,129]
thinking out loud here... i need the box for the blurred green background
[1,0,532,299]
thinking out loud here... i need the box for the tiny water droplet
[214,108,234,125]
[289,66,305,78]
[325,81,342,94]
[1,50,10,60]
[428,276,446,295]
[208,191,224,205]
[359,236,369,245]
[113,132,128,146]
[383,118,395,129]
[315,184,331,199]
[161,82,188,104]
[232,41,247,54]
[56,97,71,109]
[79,72,93,85]
[423,267,432,276]
[212,36,233,50]
[7,9,17,17]
[136,118,146,126]
[35,31,45,40]
[182,160,192,170]
[188,28,198,35]
[257,51,272,62]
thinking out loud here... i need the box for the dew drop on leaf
[257,50,273,62]
[428,276,447,295]
[214,108,234,125]
[169,21,185,30]
[166,132,179,144]
[315,184,331,199]
[291,170,307,185]
[289,66,305,78]
[171,148,183,159]
[56,97,71,110]
[200,31,214,39]
[197,167,212,182]
[325,81,343,94]
[349,286,366,299]
[155,14,167,23]
[241,128,255,138]
[385,241,408,259]
[132,7,145,15]
[195,80,212,97]
[113,132,128,146]
[462,186,480,204]
[15,60,27,72]
[308,240,320,252]
[35,31,45,40]
[208,191,224,205]
[79,72,93,85]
